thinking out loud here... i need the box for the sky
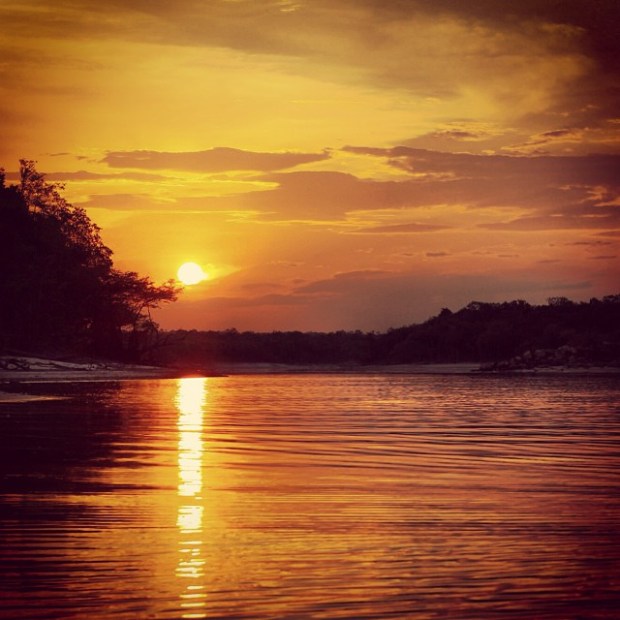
[1,0,619,332]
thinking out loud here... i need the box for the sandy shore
[0,392,70,403]
[1,366,176,383]
[0,355,180,402]
[1,357,176,381]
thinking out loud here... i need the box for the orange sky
[1,0,619,331]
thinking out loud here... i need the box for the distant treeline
[0,160,178,359]
[158,295,620,368]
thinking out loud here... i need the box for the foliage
[380,297,620,365]
[0,160,179,359]
[157,329,378,367]
[157,296,620,368]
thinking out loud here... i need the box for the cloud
[2,1,611,111]
[540,129,575,139]
[102,148,330,172]
[340,146,620,230]
[400,122,515,154]
[386,0,620,83]
[3,169,166,183]
[502,127,594,154]
[216,171,421,218]
[7,1,617,65]
[355,222,449,234]
[480,211,620,232]
[426,129,485,142]
[92,147,618,233]
[344,146,620,186]
[566,240,612,246]
[49,170,168,182]
[295,269,392,295]
[2,0,618,170]
[8,142,619,239]
[77,193,170,211]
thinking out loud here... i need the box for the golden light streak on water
[175,377,208,619]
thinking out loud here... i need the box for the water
[1,373,619,619]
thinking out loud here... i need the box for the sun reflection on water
[175,377,208,619]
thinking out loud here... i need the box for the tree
[0,160,180,359]
[95,270,180,360]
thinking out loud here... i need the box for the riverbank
[0,355,177,382]
[2,356,618,403]
[0,355,178,402]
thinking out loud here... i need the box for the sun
[177,262,208,285]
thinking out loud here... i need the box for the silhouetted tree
[0,160,179,359]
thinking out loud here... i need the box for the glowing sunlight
[175,377,208,619]
[177,262,208,286]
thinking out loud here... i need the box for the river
[1,373,619,619]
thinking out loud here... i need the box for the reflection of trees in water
[0,382,130,609]
[0,382,127,495]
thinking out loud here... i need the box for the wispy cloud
[2,169,169,182]
[355,222,449,234]
[341,146,620,230]
[103,148,330,172]
[481,211,620,231]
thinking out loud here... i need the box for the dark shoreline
[2,364,617,398]
[3,356,620,380]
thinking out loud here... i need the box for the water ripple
[1,374,619,619]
